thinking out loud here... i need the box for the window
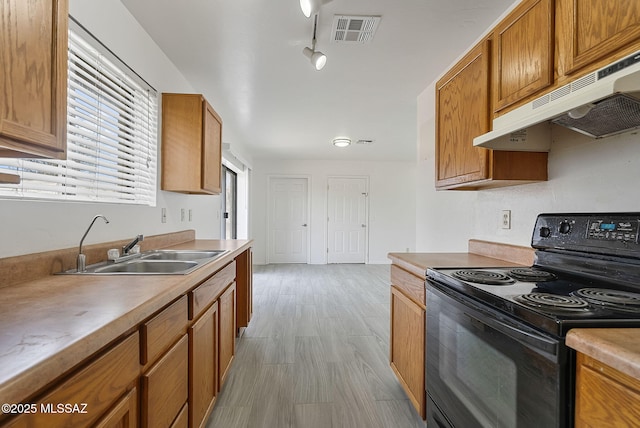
[0,18,158,205]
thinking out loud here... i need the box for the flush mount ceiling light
[303,15,326,70]
[299,0,333,18]
[332,137,351,147]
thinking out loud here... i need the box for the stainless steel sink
[139,250,227,261]
[93,260,198,274]
[60,249,229,275]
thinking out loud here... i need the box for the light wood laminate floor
[206,263,426,428]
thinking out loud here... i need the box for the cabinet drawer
[141,295,188,365]
[190,261,236,320]
[5,332,140,428]
[141,334,188,428]
[391,265,425,307]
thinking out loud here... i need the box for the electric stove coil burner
[452,269,515,285]
[514,293,591,314]
[572,288,640,314]
[508,268,557,282]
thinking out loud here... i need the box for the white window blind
[0,18,158,206]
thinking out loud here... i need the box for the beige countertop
[388,252,525,278]
[567,328,640,380]
[0,239,252,406]
[388,239,535,277]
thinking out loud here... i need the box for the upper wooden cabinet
[435,39,548,190]
[557,0,640,80]
[0,0,68,159]
[492,0,554,113]
[161,93,222,194]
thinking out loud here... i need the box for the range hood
[474,50,640,151]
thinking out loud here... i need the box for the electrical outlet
[188,209,192,222]
[502,210,511,229]
[180,208,185,222]
[161,208,167,223]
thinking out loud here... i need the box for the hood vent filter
[331,15,381,44]
[551,94,640,138]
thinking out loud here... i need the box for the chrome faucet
[78,215,109,272]
[122,234,144,255]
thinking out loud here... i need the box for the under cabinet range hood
[474,50,640,151]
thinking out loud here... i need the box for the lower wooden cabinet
[236,248,253,333]
[219,282,237,387]
[1,248,251,428]
[390,285,426,419]
[141,334,189,428]
[189,302,219,428]
[93,387,138,428]
[574,352,640,427]
[4,332,140,428]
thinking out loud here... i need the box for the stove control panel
[587,218,638,242]
[532,213,640,256]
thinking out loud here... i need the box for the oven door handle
[464,311,558,356]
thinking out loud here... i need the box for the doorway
[222,165,237,239]
[267,176,309,263]
[327,177,368,263]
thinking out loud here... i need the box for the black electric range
[425,213,640,428]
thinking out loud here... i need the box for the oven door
[426,281,567,428]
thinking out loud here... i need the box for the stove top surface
[427,266,640,336]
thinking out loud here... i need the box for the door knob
[361,224,366,227]
[302,224,308,227]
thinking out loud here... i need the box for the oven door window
[440,312,517,427]
[427,285,564,428]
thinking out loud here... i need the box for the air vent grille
[331,15,381,44]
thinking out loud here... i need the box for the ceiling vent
[331,15,381,44]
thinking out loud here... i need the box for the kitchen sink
[92,260,198,274]
[139,250,227,261]
[60,249,229,275]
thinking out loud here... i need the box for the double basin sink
[66,249,229,275]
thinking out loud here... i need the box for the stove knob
[559,221,572,234]
[539,226,551,238]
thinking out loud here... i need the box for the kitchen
[2,0,640,427]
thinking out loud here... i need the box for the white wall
[0,0,251,258]
[251,159,416,265]
[416,81,640,251]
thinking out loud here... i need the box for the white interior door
[268,177,309,263]
[327,177,368,263]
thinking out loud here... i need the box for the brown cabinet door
[161,93,222,195]
[0,0,68,158]
[202,100,222,194]
[235,248,253,330]
[141,335,189,428]
[574,352,640,427]
[390,286,425,419]
[435,39,491,188]
[218,282,236,387]
[492,0,554,112]
[94,388,138,428]
[558,0,640,77]
[189,302,219,428]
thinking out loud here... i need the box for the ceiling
[120,0,516,162]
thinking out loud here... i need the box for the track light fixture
[303,15,326,70]
[299,0,333,18]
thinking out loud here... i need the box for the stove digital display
[588,219,638,242]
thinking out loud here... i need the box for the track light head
[303,46,327,70]
[299,0,333,18]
